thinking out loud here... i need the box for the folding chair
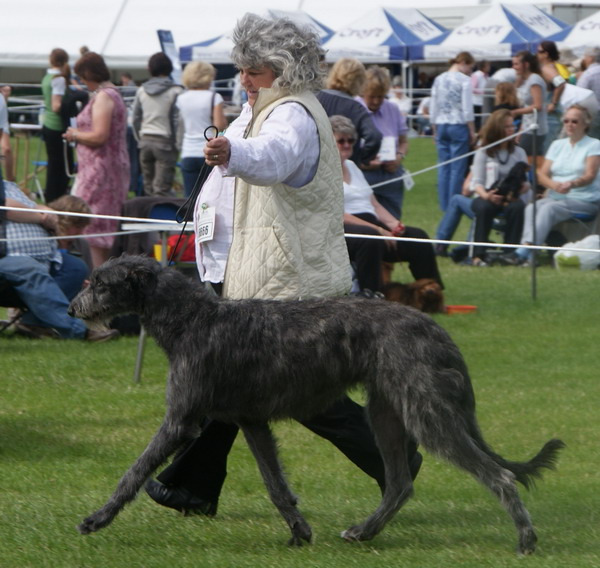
[132,202,195,383]
[554,212,598,243]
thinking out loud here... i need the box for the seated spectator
[332,115,443,293]
[434,171,476,257]
[493,81,520,113]
[316,58,382,166]
[47,194,94,298]
[356,66,409,219]
[464,109,530,267]
[1,181,117,340]
[502,104,600,266]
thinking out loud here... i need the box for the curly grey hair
[329,115,357,139]
[231,13,325,94]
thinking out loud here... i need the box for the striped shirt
[5,181,60,266]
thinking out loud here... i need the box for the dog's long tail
[485,438,566,490]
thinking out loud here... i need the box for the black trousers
[345,213,444,292]
[470,197,525,259]
[157,396,392,501]
[156,281,416,501]
[42,126,73,202]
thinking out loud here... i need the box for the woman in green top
[41,48,73,202]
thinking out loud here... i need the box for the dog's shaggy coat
[69,255,564,554]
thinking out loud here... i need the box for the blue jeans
[435,123,470,212]
[0,255,87,338]
[181,156,212,198]
[51,250,90,301]
[435,194,475,241]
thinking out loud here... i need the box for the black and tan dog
[69,255,564,554]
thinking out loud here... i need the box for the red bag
[167,234,196,262]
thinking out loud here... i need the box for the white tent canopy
[544,10,600,58]
[179,9,334,64]
[0,0,329,74]
[322,7,448,63]
[421,3,568,61]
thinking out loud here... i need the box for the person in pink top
[63,52,130,267]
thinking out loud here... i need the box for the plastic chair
[554,212,598,243]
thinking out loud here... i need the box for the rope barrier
[369,121,538,189]
[1,206,597,256]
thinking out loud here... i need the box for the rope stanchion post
[530,110,538,301]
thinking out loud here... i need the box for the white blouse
[194,101,319,284]
[343,160,377,216]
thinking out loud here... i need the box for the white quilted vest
[223,89,351,300]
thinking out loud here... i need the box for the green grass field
[1,137,599,567]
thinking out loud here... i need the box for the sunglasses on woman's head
[562,118,579,124]
[336,137,356,145]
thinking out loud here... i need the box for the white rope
[369,121,538,189]
[0,205,181,225]
[1,221,597,256]
[344,233,600,255]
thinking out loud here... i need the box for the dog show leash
[169,125,220,264]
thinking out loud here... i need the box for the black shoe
[434,244,448,257]
[497,251,528,266]
[144,479,218,516]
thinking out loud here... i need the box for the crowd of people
[1,20,600,346]
[1,13,600,533]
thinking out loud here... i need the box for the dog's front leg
[240,422,312,546]
[78,418,189,534]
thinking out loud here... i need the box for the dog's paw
[341,524,372,542]
[77,509,113,534]
[287,519,312,546]
[518,528,537,555]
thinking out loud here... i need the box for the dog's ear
[123,258,160,298]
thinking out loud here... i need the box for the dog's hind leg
[446,441,537,555]
[78,417,191,535]
[341,395,414,542]
[240,422,312,546]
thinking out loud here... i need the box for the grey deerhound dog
[69,255,564,554]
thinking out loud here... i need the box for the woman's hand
[486,189,504,205]
[553,181,572,194]
[63,128,78,144]
[205,137,231,166]
[377,226,396,251]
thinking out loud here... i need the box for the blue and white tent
[543,10,600,58]
[322,7,448,63]
[419,3,568,61]
[179,9,334,64]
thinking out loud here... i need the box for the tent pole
[100,0,130,56]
